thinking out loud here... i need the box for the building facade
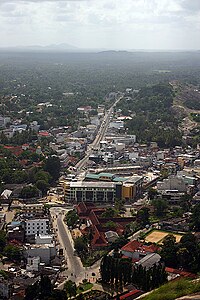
[65,181,122,203]
[25,218,49,237]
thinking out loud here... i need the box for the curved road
[50,207,100,288]
[57,213,83,278]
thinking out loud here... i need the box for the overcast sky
[0,0,200,50]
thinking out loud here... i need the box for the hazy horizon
[0,0,200,51]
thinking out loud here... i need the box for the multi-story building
[157,176,187,192]
[65,181,122,203]
[25,218,50,240]
[20,204,45,218]
[24,244,56,264]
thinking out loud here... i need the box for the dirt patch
[145,230,183,244]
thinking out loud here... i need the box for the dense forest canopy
[0,50,200,136]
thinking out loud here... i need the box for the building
[109,120,124,130]
[35,234,53,244]
[0,275,13,299]
[121,240,159,261]
[157,176,187,192]
[0,213,6,230]
[20,204,45,218]
[160,190,185,205]
[65,181,122,203]
[25,218,50,240]
[136,253,161,270]
[76,202,135,248]
[24,244,56,264]
[105,134,136,145]
[26,256,41,272]
[84,173,143,201]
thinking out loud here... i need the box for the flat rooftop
[70,181,116,188]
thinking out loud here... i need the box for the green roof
[85,174,99,180]
[98,173,114,178]
[85,172,127,182]
[113,177,127,182]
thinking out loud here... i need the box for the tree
[152,199,168,217]
[64,280,77,298]
[136,207,150,227]
[34,170,51,183]
[24,281,40,300]
[180,194,192,212]
[177,247,190,269]
[50,289,68,300]
[114,199,125,214]
[0,230,6,252]
[3,245,22,262]
[65,210,79,228]
[110,236,129,251]
[190,203,200,231]
[101,207,116,218]
[20,185,40,198]
[74,237,88,255]
[148,188,158,200]
[44,156,61,181]
[104,221,117,230]
[40,275,52,298]
[36,180,50,196]
[160,234,177,268]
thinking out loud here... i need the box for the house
[121,240,158,261]
[136,253,161,270]
[24,243,56,264]
[76,202,135,249]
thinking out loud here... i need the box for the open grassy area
[142,279,200,300]
[145,229,183,244]
[77,282,93,294]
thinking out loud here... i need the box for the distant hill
[0,43,79,52]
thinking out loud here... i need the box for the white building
[129,151,139,160]
[115,143,125,151]
[109,120,124,130]
[157,176,187,192]
[26,256,41,272]
[24,244,56,264]
[25,218,49,237]
[35,234,53,245]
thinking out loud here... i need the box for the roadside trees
[64,280,77,298]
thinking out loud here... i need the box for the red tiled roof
[91,225,108,248]
[121,240,142,252]
[142,244,159,253]
[122,256,139,263]
[38,131,50,137]
[121,240,159,254]
[165,267,197,279]
[120,289,142,300]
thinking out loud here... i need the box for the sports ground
[145,229,183,244]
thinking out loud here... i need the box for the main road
[75,93,124,171]
[50,93,124,286]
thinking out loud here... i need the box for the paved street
[75,94,124,171]
[50,207,100,288]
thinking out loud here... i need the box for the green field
[142,278,200,300]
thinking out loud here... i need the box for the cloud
[0,0,199,49]
[180,0,200,12]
